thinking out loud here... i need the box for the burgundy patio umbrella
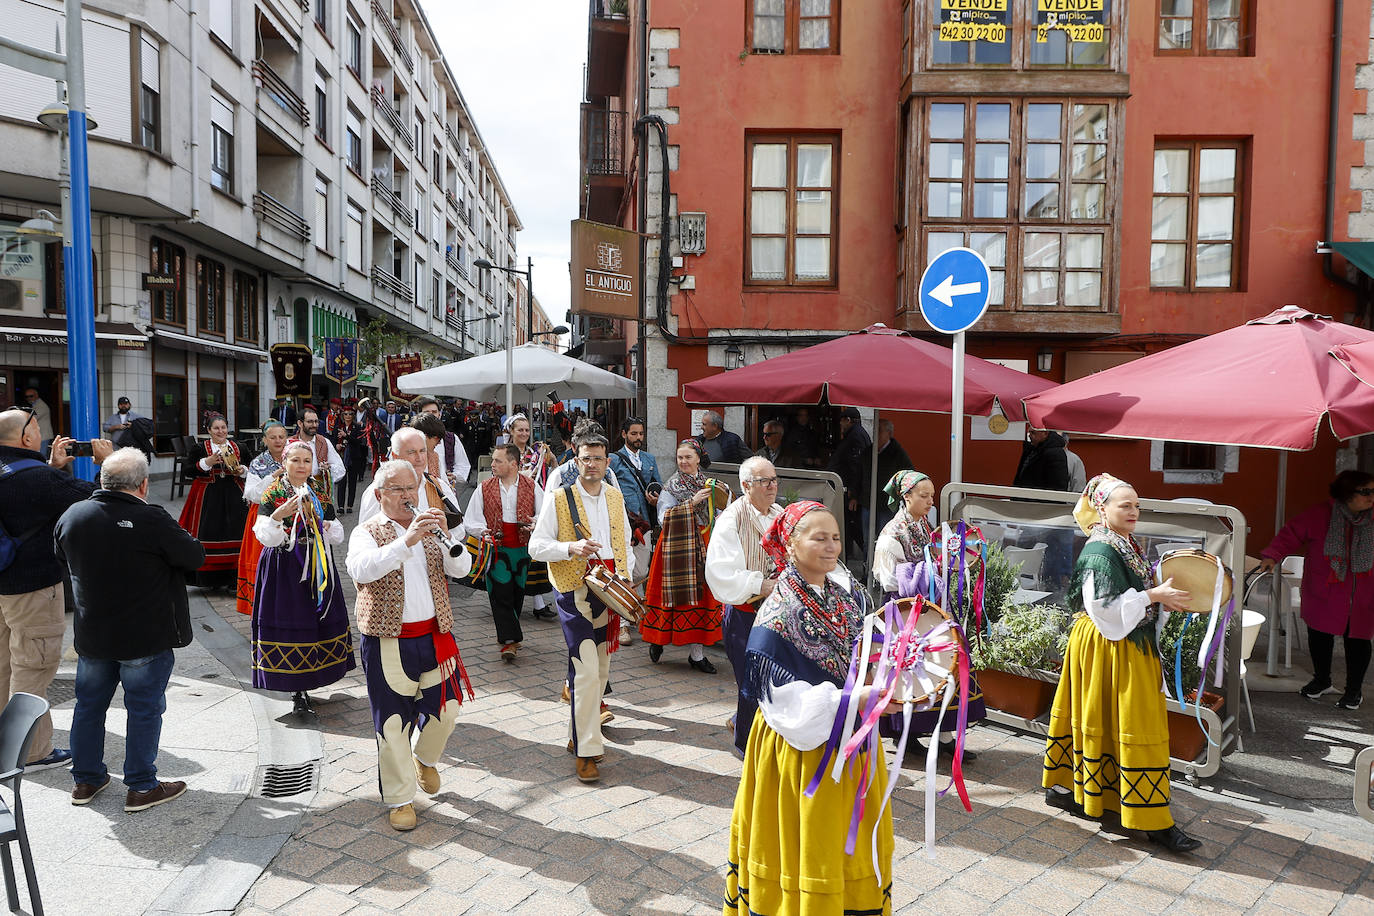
[1021,305,1374,674]
[1331,340,1374,390]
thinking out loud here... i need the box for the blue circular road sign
[919,247,992,334]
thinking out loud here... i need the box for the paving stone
[314,855,384,893]
[351,873,428,909]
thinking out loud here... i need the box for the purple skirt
[251,537,355,692]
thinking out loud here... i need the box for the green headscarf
[883,470,930,513]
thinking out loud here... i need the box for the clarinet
[402,500,464,557]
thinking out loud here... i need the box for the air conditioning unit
[679,212,706,255]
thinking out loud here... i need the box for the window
[197,257,226,334]
[414,109,424,155]
[150,237,185,324]
[314,175,329,252]
[345,106,363,174]
[208,0,232,49]
[233,271,258,342]
[346,15,363,77]
[314,69,328,143]
[1158,0,1246,55]
[1029,0,1113,67]
[746,134,838,286]
[415,256,425,308]
[926,0,1114,69]
[432,269,442,318]
[314,0,328,34]
[346,200,364,271]
[415,180,425,237]
[1150,141,1242,289]
[135,33,160,152]
[750,0,837,54]
[210,91,234,194]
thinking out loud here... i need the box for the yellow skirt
[725,717,893,916]
[1042,615,1174,831]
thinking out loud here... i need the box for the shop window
[235,382,259,432]
[197,256,226,334]
[150,237,186,325]
[746,133,839,287]
[42,242,98,314]
[153,373,185,453]
[198,377,226,427]
[749,0,838,55]
[1158,0,1249,56]
[1150,141,1243,290]
[233,271,258,343]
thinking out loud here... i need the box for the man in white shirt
[528,434,634,784]
[705,457,783,758]
[464,445,544,661]
[102,397,148,450]
[414,397,471,493]
[288,407,346,509]
[357,428,460,522]
[345,460,472,832]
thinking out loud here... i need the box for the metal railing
[459,204,473,229]
[446,251,462,274]
[370,175,408,219]
[591,0,629,18]
[582,106,627,177]
[371,0,413,71]
[445,123,460,150]
[370,85,413,150]
[445,189,459,211]
[371,265,413,301]
[253,60,309,126]
[253,192,310,242]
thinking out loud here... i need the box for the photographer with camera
[0,408,114,772]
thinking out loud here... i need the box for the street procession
[1,0,1373,913]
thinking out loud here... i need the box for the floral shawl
[880,506,933,567]
[249,449,283,479]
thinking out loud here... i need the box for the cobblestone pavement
[180,487,1374,915]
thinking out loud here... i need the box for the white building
[0,0,521,469]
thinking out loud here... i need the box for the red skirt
[235,503,262,615]
[178,475,247,585]
[640,529,722,647]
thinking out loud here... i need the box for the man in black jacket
[0,408,113,772]
[55,448,205,811]
[1013,429,1071,492]
[859,419,914,533]
[828,407,872,556]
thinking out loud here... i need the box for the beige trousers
[0,585,64,762]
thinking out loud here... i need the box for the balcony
[252,191,310,243]
[253,60,309,127]
[370,175,411,227]
[446,251,463,275]
[372,0,413,71]
[445,189,459,212]
[371,265,413,301]
[459,204,473,229]
[581,105,629,223]
[586,0,630,100]
[445,123,460,151]
[445,309,462,330]
[370,85,413,151]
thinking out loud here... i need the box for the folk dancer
[464,445,544,662]
[288,406,346,511]
[345,459,473,831]
[1043,473,1201,854]
[178,413,247,589]
[251,441,355,715]
[508,412,557,619]
[528,434,634,783]
[641,439,726,672]
[704,456,782,758]
[356,428,461,522]
[235,420,289,615]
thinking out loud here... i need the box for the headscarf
[503,412,528,431]
[1326,497,1374,581]
[1074,473,1151,584]
[761,499,826,573]
[678,437,711,470]
[883,470,930,513]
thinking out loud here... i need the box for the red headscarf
[761,500,826,572]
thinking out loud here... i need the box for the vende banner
[570,219,640,320]
[385,353,423,402]
[323,337,360,385]
[270,342,314,395]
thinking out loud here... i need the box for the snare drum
[584,564,647,625]
[1156,548,1233,614]
[884,598,962,708]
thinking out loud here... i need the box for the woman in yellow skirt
[1042,473,1201,854]
[726,501,894,916]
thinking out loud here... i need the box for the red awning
[1331,340,1374,391]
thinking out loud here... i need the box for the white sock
[689,644,705,661]
[532,594,546,609]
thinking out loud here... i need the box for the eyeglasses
[1356,487,1374,496]
[747,477,779,487]
[763,430,782,438]
[578,455,607,464]
[379,485,419,493]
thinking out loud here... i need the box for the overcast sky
[423,1,586,331]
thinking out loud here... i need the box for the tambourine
[877,597,962,708]
[1156,548,1232,615]
[584,564,646,625]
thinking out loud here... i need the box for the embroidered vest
[355,518,454,638]
[548,485,628,593]
[483,475,535,547]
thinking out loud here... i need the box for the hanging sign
[571,219,640,320]
[323,337,360,385]
[385,353,424,402]
[938,0,1010,43]
[270,342,314,396]
[1035,0,1106,44]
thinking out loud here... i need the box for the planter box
[977,667,1059,719]
[1168,691,1225,763]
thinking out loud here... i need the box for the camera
[68,440,94,458]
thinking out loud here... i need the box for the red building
[581,0,1373,544]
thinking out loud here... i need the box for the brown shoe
[566,740,603,762]
[125,780,187,812]
[71,775,111,806]
[414,757,440,795]
[559,682,571,703]
[575,756,601,783]
[600,702,615,724]
[388,803,417,831]
[501,643,518,663]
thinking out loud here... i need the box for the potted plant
[1158,612,1229,762]
[970,600,1071,718]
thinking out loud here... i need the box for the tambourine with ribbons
[1155,548,1235,747]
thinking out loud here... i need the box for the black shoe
[532,607,557,620]
[1045,787,1082,814]
[1299,678,1337,699]
[688,656,717,674]
[292,692,315,715]
[1337,692,1364,710]
[939,739,976,762]
[648,644,663,664]
[1146,825,1202,854]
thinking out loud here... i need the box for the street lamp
[473,255,535,420]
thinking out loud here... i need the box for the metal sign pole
[951,331,966,485]
[65,0,97,480]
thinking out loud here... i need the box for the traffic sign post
[918,247,992,485]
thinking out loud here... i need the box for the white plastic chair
[1003,543,1048,589]
[1172,497,1214,505]
[1237,609,1266,746]
[1280,556,1305,669]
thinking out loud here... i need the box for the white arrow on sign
[929,274,983,308]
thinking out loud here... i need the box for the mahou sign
[571,219,640,320]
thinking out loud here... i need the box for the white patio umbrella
[396,343,637,401]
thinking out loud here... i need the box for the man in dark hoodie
[1013,428,1071,492]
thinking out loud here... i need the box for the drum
[1156,548,1233,614]
[885,597,962,708]
[584,564,646,625]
